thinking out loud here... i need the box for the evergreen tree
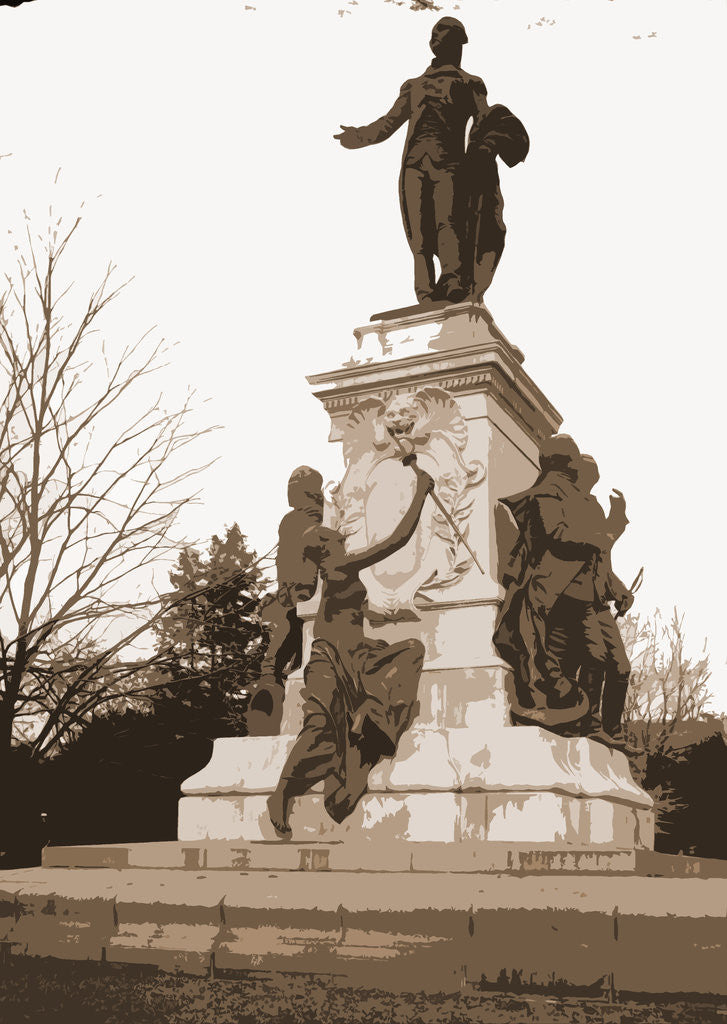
[150,525,268,738]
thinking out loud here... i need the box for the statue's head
[574,454,600,494]
[539,433,580,477]
[430,17,468,57]
[287,465,323,511]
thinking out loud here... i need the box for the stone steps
[41,839,640,874]
[1,866,726,994]
[38,841,727,878]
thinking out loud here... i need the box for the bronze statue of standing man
[335,18,529,305]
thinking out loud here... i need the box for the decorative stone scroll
[331,387,484,622]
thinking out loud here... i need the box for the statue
[493,434,639,750]
[334,17,529,305]
[562,457,639,753]
[245,467,323,736]
[266,455,434,836]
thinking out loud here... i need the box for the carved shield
[333,388,484,622]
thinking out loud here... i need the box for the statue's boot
[267,779,301,837]
[413,252,437,303]
[601,673,628,734]
[589,726,643,757]
[589,674,643,755]
[512,675,589,727]
[579,665,605,736]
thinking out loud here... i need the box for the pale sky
[0,0,725,707]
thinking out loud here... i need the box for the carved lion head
[381,394,421,437]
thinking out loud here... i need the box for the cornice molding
[312,362,561,441]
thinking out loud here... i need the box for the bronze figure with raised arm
[494,434,637,744]
[267,454,435,836]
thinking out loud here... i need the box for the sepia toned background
[0,0,724,708]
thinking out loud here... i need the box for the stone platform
[179,727,653,849]
[40,839,641,875]
[1,858,726,995]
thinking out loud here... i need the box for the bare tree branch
[0,213,218,763]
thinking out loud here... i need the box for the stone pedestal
[179,302,653,852]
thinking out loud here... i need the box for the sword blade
[428,485,487,576]
[629,566,645,593]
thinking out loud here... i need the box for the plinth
[179,301,653,854]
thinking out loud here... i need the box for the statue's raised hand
[607,488,629,539]
[609,488,627,521]
[401,453,435,494]
[334,125,364,150]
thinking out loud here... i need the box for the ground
[1,960,726,1024]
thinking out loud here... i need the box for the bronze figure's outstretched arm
[334,83,411,150]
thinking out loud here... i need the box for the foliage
[38,705,212,849]
[619,609,725,855]
[0,214,210,767]
[621,608,713,754]
[147,524,270,739]
[1,524,270,863]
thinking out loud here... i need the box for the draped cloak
[492,471,614,717]
[283,636,424,824]
[463,103,530,300]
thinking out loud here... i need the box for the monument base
[178,789,653,852]
[40,838,642,875]
[179,300,654,853]
[1,855,726,995]
[178,725,654,851]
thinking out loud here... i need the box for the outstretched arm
[343,459,434,574]
[334,82,410,149]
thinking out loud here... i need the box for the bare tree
[621,608,713,754]
[0,214,212,766]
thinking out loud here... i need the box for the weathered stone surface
[179,789,650,849]
[1,867,726,995]
[485,792,582,845]
[1,871,117,961]
[182,723,650,808]
[108,872,226,976]
[182,736,298,796]
[368,728,459,791]
[40,839,645,875]
[447,727,653,808]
